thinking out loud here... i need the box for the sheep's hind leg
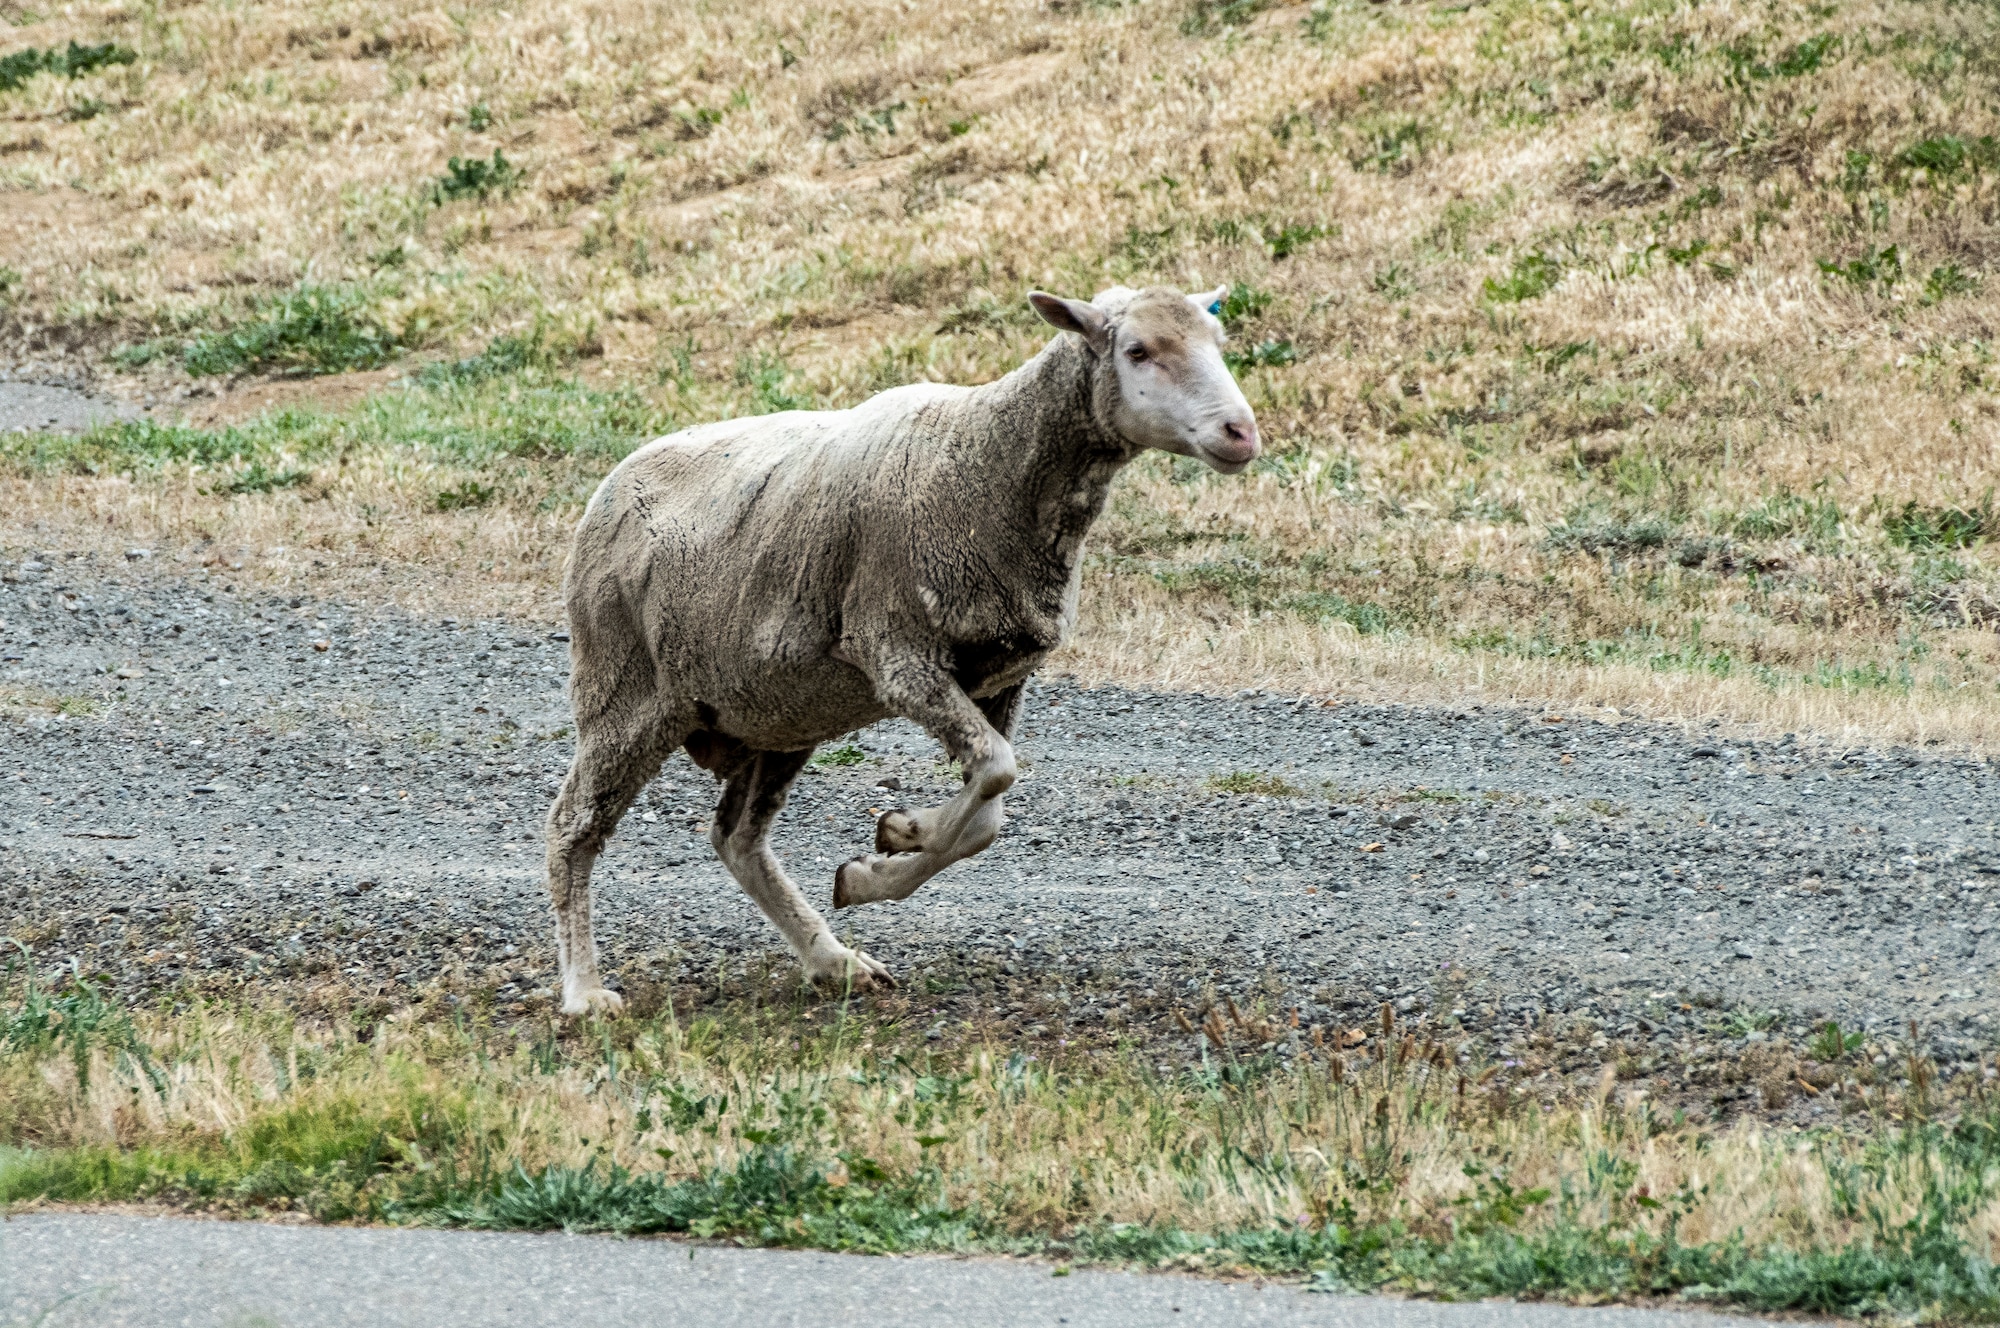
[715,748,895,990]
[547,728,672,1017]
[834,670,1016,908]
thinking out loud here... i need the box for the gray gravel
[0,1212,1773,1328]
[0,370,140,434]
[3,548,1999,1112]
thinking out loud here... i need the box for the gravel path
[1,1212,1772,1328]
[0,370,140,434]
[3,549,1998,1111]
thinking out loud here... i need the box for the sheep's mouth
[1191,436,1259,473]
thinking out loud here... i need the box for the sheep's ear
[1191,286,1230,319]
[1028,291,1111,354]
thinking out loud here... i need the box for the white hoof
[803,943,896,992]
[561,985,626,1017]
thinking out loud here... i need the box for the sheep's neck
[958,335,1128,568]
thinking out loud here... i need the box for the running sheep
[545,284,1261,1014]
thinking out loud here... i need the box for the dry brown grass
[7,0,2000,745]
[9,995,1999,1269]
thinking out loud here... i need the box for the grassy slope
[7,0,2000,741]
[4,976,2000,1318]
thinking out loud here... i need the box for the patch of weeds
[1732,491,1841,547]
[434,479,497,511]
[1817,246,1901,291]
[1721,32,1837,84]
[1181,0,1276,36]
[1278,590,1389,634]
[1348,118,1430,174]
[1216,281,1271,328]
[1263,222,1330,260]
[1721,1008,1781,1038]
[0,265,18,305]
[419,325,569,387]
[0,950,139,1093]
[0,41,136,93]
[735,353,810,414]
[1484,253,1562,303]
[1371,264,1417,299]
[824,101,904,141]
[219,461,310,495]
[1893,135,2000,181]
[1808,1021,1865,1063]
[1883,496,1991,551]
[1922,265,1979,305]
[1205,770,1306,797]
[1543,513,1676,555]
[432,149,523,203]
[811,743,867,768]
[1224,340,1295,372]
[466,102,492,132]
[182,284,403,377]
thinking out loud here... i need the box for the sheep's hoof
[874,808,924,854]
[560,985,625,1018]
[805,946,896,992]
[833,856,865,909]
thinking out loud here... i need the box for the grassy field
[3,0,2000,743]
[5,967,2000,1317]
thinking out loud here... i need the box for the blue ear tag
[1208,300,1223,315]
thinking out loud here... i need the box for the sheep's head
[1028,284,1261,473]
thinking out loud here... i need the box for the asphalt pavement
[1,1213,1773,1328]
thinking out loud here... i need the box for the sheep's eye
[1126,344,1149,363]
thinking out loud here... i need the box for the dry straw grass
[6,0,2000,744]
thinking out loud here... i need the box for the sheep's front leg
[871,683,1023,857]
[834,670,1017,909]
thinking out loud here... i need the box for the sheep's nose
[1215,417,1260,463]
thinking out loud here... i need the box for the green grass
[1,359,672,477]
[811,743,868,767]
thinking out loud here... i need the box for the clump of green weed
[1484,253,1563,303]
[1731,491,1841,547]
[1818,246,1902,291]
[1264,222,1330,259]
[812,743,867,767]
[183,284,404,377]
[0,41,136,93]
[1808,1021,1864,1063]
[220,461,310,495]
[432,150,523,203]
[1883,497,1991,551]
[1224,340,1295,372]
[1543,513,1676,555]
[1216,282,1271,328]
[435,479,498,511]
[1206,770,1305,797]
[1181,0,1276,36]
[736,353,810,413]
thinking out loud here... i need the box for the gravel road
[0,1212,1771,1328]
[3,549,1998,1111]
[0,371,140,434]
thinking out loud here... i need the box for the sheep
[544,284,1261,1014]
